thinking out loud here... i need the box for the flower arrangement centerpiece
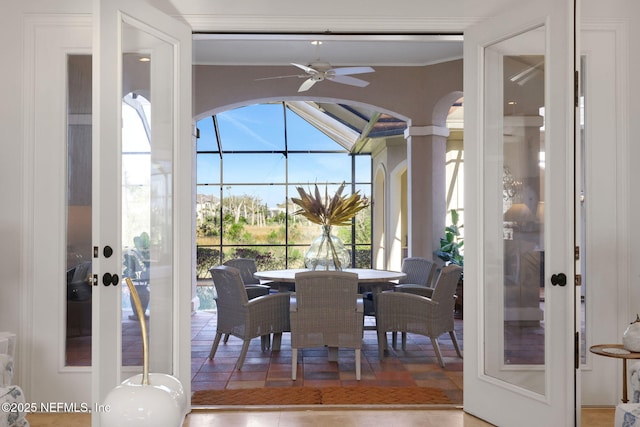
[292,182,369,271]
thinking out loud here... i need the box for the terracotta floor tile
[67,310,474,405]
[225,380,267,389]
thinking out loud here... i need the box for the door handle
[550,273,567,287]
[102,272,120,286]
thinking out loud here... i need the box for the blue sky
[196,103,371,208]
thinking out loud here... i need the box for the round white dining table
[255,268,407,297]
[254,268,406,284]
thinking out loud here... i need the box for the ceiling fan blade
[291,63,318,74]
[254,74,306,81]
[330,66,375,76]
[298,78,317,92]
[328,75,370,88]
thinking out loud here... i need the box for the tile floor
[67,304,550,403]
[190,310,464,402]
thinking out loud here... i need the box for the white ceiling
[192,33,463,66]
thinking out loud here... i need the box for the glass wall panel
[222,153,286,183]
[197,154,220,184]
[355,155,372,183]
[353,183,372,246]
[225,246,288,270]
[288,153,351,184]
[196,102,372,272]
[354,245,372,268]
[286,107,346,151]
[196,116,217,152]
[217,103,285,151]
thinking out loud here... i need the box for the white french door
[92,0,192,422]
[463,0,578,425]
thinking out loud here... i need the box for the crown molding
[184,14,480,33]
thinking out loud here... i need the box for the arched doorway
[190,99,465,406]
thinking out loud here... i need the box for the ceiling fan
[257,61,375,92]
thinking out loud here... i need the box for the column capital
[404,125,450,139]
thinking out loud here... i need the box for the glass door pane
[483,26,546,394]
[120,19,175,374]
[66,55,93,366]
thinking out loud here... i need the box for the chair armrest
[246,292,290,308]
[244,284,271,300]
[380,291,438,308]
[394,284,435,298]
[356,296,364,313]
[246,293,291,332]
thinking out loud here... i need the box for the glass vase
[304,225,351,271]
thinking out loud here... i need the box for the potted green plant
[435,209,463,267]
[436,209,464,318]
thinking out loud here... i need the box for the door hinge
[575,274,582,287]
[574,246,580,261]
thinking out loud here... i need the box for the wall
[371,138,407,269]
[581,0,638,321]
[0,2,27,339]
[193,62,463,121]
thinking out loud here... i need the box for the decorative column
[404,125,449,260]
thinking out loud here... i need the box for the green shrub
[196,247,220,279]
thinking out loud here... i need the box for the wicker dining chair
[362,257,435,327]
[223,258,271,298]
[220,258,272,343]
[290,271,364,380]
[392,257,436,295]
[389,257,437,345]
[376,264,463,367]
[208,265,290,370]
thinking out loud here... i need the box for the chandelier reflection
[503,166,522,201]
